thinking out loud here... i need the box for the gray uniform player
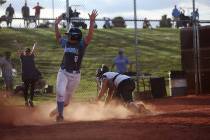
[52,10,98,122]
[0,55,13,96]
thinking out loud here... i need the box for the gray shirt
[0,57,13,78]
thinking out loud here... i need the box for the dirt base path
[1,95,210,140]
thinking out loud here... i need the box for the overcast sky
[0,0,210,28]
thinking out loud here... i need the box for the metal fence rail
[1,0,210,100]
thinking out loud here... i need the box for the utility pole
[66,0,69,30]
[52,0,54,19]
[134,0,140,93]
[192,0,201,94]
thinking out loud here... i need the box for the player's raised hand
[88,9,98,22]
[32,41,37,50]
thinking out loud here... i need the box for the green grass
[0,27,181,103]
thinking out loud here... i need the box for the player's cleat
[56,115,64,122]
[28,100,34,107]
[49,108,58,117]
[127,102,152,115]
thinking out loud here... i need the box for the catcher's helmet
[96,65,109,78]
[65,27,82,41]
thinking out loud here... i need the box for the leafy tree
[160,15,172,28]
[112,16,126,28]
[0,0,6,6]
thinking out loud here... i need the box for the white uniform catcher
[52,10,98,122]
[96,65,150,114]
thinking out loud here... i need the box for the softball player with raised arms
[52,9,98,122]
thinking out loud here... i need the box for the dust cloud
[0,96,155,126]
[64,101,133,121]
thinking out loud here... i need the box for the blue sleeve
[113,56,117,63]
[60,37,67,48]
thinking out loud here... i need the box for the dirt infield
[0,95,210,140]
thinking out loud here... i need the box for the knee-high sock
[57,101,64,116]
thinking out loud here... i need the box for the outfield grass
[0,27,181,102]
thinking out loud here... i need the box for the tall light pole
[192,0,201,94]
[52,0,54,19]
[66,0,69,30]
[134,0,140,93]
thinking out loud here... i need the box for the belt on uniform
[64,69,80,74]
[68,70,80,74]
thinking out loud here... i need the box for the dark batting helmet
[25,47,31,53]
[65,27,82,41]
[96,65,109,78]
